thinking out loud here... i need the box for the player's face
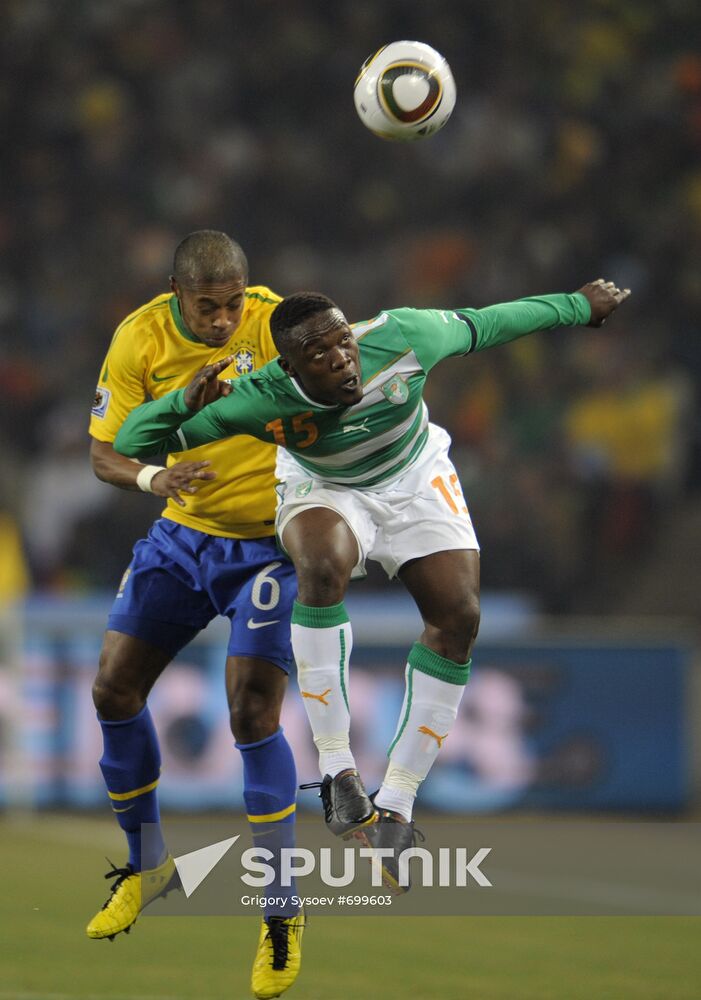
[284,309,362,406]
[171,276,247,348]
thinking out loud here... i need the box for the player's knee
[294,550,353,605]
[425,592,480,662]
[462,592,481,642]
[455,593,481,656]
[230,690,280,744]
[441,591,480,637]
[92,665,145,721]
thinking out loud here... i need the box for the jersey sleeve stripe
[245,290,282,305]
[455,312,478,353]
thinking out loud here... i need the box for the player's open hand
[151,461,216,506]
[578,279,632,327]
[184,356,235,411]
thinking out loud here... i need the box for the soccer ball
[353,40,456,141]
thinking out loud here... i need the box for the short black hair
[270,292,340,354]
[173,230,248,287]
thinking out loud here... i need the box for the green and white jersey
[114,292,591,489]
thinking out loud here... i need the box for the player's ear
[278,355,295,377]
[169,275,178,294]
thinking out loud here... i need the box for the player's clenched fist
[151,460,216,506]
[184,355,235,411]
[577,278,632,327]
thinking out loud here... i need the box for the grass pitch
[1,814,699,1000]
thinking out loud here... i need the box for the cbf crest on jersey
[233,347,256,375]
[381,373,409,405]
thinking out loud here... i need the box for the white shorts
[275,423,479,579]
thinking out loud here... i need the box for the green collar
[169,294,201,343]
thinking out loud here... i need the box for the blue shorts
[107,518,297,672]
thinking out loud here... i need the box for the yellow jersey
[89,287,282,538]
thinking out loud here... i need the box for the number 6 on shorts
[251,561,282,611]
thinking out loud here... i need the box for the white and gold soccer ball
[353,40,456,141]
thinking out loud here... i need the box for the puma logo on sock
[418,725,448,748]
[301,688,332,706]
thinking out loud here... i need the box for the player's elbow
[89,438,119,482]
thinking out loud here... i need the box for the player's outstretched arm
[114,356,239,460]
[462,279,632,353]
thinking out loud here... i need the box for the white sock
[291,601,356,778]
[376,643,471,820]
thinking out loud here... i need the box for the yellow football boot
[251,912,305,999]
[86,855,179,940]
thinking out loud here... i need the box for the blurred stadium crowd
[1,0,699,613]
